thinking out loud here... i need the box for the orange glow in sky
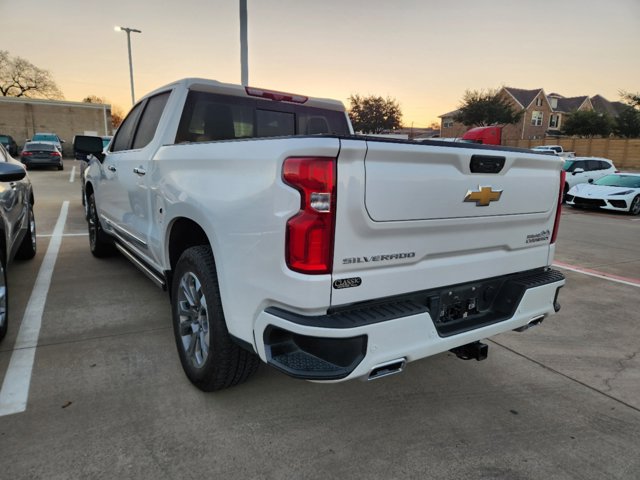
[2,0,639,127]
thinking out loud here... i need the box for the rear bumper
[22,159,62,167]
[255,268,565,381]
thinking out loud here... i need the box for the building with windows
[439,87,626,141]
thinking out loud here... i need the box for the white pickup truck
[74,78,566,391]
[531,145,575,158]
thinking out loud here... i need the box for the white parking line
[69,166,76,183]
[0,201,69,416]
[553,261,640,289]
[37,233,87,238]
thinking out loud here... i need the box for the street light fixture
[114,25,142,105]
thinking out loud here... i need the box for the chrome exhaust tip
[514,314,545,332]
[368,358,406,381]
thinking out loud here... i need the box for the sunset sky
[2,0,639,127]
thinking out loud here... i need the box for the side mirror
[572,168,584,175]
[73,135,104,162]
[60,139,66,144]
[0,162,26,182]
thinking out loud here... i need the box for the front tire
[15,203,36,260]
[171,246,259,391]
[630,195,640,216]
[87,193,113,257]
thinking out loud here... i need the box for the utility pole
[240,0,248,86]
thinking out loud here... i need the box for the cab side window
[132,92,170,149]
[112,102,144,152]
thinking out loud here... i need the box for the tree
[348,94,402,134]
[0,50,63,99]
[561,110,613,137]
[614,105,640,138]
[82,95,107,104]
[111,105,125,129]
[453,89,522,127]
[621,91,640,109]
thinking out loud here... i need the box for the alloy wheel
[177,272,210,368]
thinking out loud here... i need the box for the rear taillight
[51,151,61,157]
[283,157,336,274]
[22,151,33,156]
[551,170,565,244]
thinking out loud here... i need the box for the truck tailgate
[331,138,564,307]
[365,141,558,220]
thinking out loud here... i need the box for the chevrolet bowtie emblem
[464,186,503,206]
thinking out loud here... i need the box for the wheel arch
[166,217,211,272]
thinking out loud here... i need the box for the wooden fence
[502,138,640,171]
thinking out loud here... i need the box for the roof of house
[591,95,626,117]
[438,88,625,121]
[555,96,589,113]
[503,87,544,109]
[438,109,461,118]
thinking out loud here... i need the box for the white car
[566,173,640,215]
[562,157,617,196]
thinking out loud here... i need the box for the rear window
[175,91,349,143]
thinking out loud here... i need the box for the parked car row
[562,157,617,197]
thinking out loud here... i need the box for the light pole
[240,0,248,85]
[114,26,142,105]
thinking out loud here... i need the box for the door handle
[133,167,146,176]
[107,165,117,172]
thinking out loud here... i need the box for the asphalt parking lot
[1,159,639,479]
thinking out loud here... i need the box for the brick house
[439,87,625,142]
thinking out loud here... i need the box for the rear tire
[87,193,114,257]
[171,246,259,391]
[15,204,36,260]
[630,195,640,216]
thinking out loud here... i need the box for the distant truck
[531,145,575,158]
[461,126,503,145]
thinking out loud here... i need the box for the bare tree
[0,50,64,99]
[82,95,107,104]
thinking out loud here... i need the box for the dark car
[0,134,19,156]
[0,144,37,342]
[20,142,64,170]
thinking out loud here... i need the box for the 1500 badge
[342,252,416,264]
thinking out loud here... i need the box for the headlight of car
[611,190,634,195]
